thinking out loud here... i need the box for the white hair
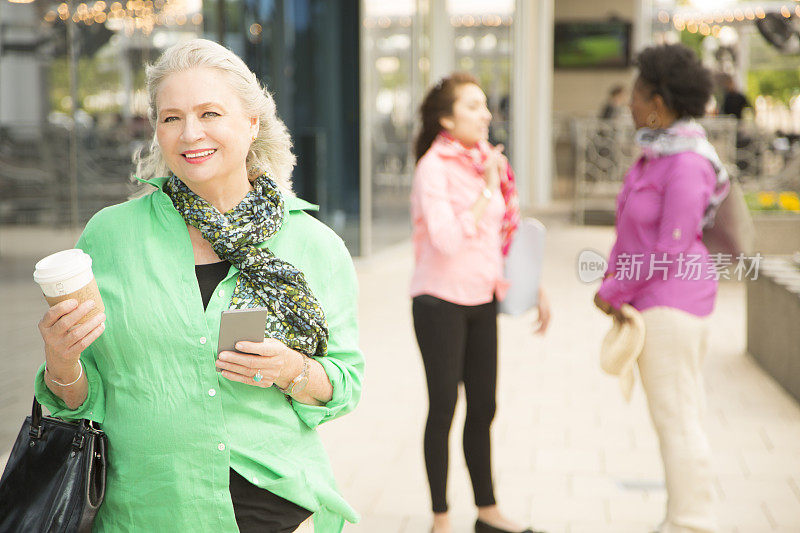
[133,38,295,194]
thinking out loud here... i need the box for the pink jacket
[409,137,508,306]
[599,152,719,317]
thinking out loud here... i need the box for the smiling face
[440,83,492,147]
[155,67,258,193]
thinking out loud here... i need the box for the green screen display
[554,21,631,69]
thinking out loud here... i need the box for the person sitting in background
[600,85,627,119]
[719,73,751,120]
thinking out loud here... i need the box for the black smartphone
[217,308,267,358]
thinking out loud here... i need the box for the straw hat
[600,304,645,401]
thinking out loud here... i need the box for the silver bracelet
[277,355,310,396]
[46,360,83,387]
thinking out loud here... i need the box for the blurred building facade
[0,0,359,247]
[360,0,551,253]
[8,0,793,256]
[2,0,564,256]
[0,0,361,249]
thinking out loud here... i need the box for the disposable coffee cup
[34,249,105,325]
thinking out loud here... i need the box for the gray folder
[498,218,546,316]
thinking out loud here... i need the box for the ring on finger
[253,369,263,383]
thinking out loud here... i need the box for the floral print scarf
[164,173,328,357]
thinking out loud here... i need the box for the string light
[651,5,796,36]
[40,0,201,35]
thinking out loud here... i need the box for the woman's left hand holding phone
[216,338,302,390]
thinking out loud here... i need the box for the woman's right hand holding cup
[38,299,105,406]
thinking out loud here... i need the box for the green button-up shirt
[34,177,364,532]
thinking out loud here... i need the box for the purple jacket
[598,151,718,317]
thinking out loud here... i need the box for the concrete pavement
[325,220,800,532]
[2,222,799,532]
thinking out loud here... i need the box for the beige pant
[638,307,717,533]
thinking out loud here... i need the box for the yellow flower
[758,191,777,208]
[778,191,800,211]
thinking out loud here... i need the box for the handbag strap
[29,397,98,441]
[29,397,44,439]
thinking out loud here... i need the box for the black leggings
[412,294,498,513]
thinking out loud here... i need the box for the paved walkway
[326,220,800,532]
[2,222,799,532]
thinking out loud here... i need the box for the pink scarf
[438,131,520,256]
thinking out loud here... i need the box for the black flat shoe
[474,518,544,533]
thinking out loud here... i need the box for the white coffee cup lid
[33,249,93,285]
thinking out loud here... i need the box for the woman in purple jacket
[595,44,729,533]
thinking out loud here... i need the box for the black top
[600,103,620,119]
[195,260,231,309]
[721,91,750,119]
[194,260,312,529]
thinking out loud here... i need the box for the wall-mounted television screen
[554,20,632,69]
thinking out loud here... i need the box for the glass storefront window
[3,0,517,255]
[1,0,360,254]
[363,0,421,253]
[361,0,516,254]
[0,0,204,226]
[211,0,361,253]
[448,0,514,153]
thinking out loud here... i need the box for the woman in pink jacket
[595,44,729,533]
[410,72,549,533]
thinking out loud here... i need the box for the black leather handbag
[0,397,107,532]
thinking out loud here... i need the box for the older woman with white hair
[34,38,364,532]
